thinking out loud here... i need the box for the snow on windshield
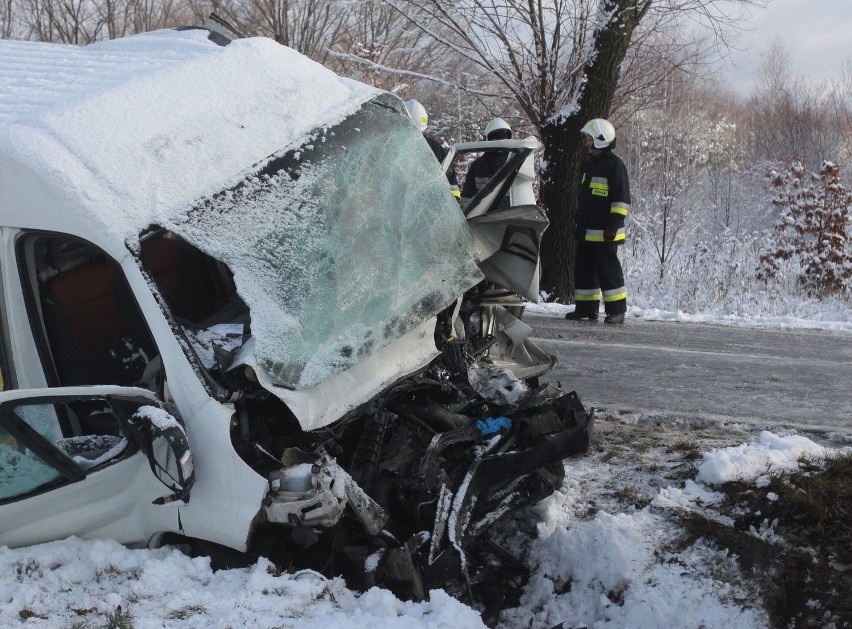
[168,96,483,389]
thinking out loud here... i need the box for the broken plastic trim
[424,394,594,589]
[265,456,388,535]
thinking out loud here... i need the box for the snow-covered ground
[6,297,850,628]
[6,302,849,627]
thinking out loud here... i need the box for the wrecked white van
[0,20,592,609]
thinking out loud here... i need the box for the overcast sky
[717,0,852,95]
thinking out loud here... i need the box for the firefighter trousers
[573,243,627,316]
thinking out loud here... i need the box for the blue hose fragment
[475,416,512,435]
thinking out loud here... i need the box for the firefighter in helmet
[565,117,630,324]
[460,117,513,205]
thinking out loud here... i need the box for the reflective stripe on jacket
[576,150,631,244]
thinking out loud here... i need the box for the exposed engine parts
[232,348,593,615]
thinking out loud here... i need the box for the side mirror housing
[127,405,195,502]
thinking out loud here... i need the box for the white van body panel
[1,436,177,547]
[116,259,269,550]
[0,384,266,551]
[0,387,179,547]
[172,397,268,551]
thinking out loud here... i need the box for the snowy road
[527,314,852,437]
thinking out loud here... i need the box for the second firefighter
[566,118,630,324]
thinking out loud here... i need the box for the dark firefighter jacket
[461,151,509,202]
[576,149,631,244]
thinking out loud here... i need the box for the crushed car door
[0,386,193,548]
[446,138,547,302]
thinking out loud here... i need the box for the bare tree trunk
[539,0,648,302]
[539,119,585,300]
[1,0,15,37]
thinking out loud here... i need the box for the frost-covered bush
[625,229,770,316]
[623,222,851,321]
[757,161,852,298]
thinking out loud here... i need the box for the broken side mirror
[126,405,195,503]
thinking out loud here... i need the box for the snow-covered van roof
[0,29,379,250]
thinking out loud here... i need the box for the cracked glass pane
[169,95,482,389]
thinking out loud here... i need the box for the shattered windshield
[168,94,482,390]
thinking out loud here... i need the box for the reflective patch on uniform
[603,286,627,302]
[584,228,626,242]
[590,177,608,197]
[575,288,602,301]
[610,202,630,216]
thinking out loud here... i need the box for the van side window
[139,230,249,384]
[139,230,246,328]
[0,424,64,501]
[0,400,134,503]
[17,233,158,388]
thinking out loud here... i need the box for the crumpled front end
[248,352,592,611]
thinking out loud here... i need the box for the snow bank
[9,428,846,629]
[500,429,850,627]
[502,507,765,628]
[0,538,485,628]
[696,430,851,484]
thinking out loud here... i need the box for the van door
[447,139,547,302]
[0,386,191,548]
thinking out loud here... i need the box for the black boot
[604,313,625,324]
[565,310,598,321]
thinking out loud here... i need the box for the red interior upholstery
[140,236,218,323]
[45,264,122,351]
[41,262,155,387]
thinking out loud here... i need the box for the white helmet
[405,99,428,132]
[484,117,512,140]
[581,118,616,149]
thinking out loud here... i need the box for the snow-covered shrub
[624,228,771,316]
[757,161,852,298]
[624,217,851,321]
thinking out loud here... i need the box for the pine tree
[758,161,852,297]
